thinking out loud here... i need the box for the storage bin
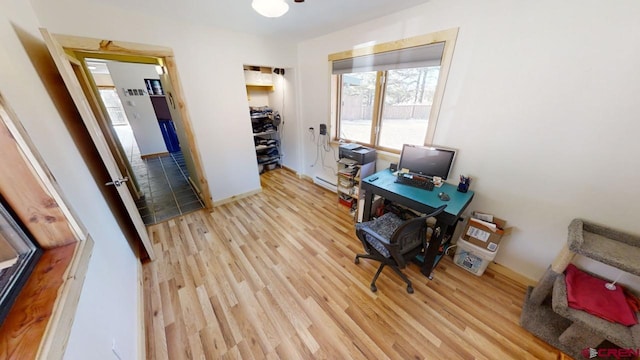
[158,120,180,153]
[338,195,354,208]
[453,237,498,276]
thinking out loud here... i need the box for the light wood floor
[143,169,560,359]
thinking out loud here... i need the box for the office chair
[354,205,447,294]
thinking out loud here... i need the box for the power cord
[310,130,337,173]
[445,244,457,256]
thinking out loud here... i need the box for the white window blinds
[331,42,445,75]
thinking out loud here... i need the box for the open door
[70,58,144,201]
[40,29,156,261]
[158,66,202,198]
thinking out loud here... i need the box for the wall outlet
[319,124,327,135]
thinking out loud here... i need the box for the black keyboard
[395,173,434,191]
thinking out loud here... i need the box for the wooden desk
[360,169,474,278]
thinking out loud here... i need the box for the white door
[40,28,155,260]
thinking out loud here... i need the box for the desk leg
[420,222,450,279]
[361,190,373,222]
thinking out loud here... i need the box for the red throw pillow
[564,264,638,326]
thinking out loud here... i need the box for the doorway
[41,29,213,259]
[86,59,204,224]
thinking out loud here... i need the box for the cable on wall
[310,129,337,173]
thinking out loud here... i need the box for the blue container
[158,120,180,152]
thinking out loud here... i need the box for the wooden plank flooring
[143,169,560,359]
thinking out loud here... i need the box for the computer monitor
[397,144,456,180]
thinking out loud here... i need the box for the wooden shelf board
[568,219,640,276]
[253,130,277,137]
[0,242,77,358]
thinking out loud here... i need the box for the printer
[339,143,376,165]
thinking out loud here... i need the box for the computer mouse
[438,192,450,201]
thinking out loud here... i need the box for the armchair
[354,205,447,293]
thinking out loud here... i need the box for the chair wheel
[354,257,360,264]
[407,286,414,294]
[370,284,377,292]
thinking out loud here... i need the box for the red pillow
[564,264,637,326]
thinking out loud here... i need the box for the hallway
[114,124,204,225]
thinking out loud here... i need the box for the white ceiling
[99,0,431,41]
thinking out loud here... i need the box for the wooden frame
[49,32,213,210]
[0,95,93,359]
[41,29,156,261]
[0,107,85,248]
[329,28,459,150]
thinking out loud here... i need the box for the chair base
[355,253,414,294]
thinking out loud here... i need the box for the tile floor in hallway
[115,124,204,225]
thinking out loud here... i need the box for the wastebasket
[453,237,498,276]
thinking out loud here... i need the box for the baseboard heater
[314,176,337,193]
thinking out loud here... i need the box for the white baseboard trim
[313,176,337,193]
[487,262,537,287]
[213,189,262,207]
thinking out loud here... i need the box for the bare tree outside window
[339,71,376,143]
[378,67,440,150]
[337,67,440,150]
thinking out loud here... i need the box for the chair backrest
[391,216,429,253]
[389,205,447,256]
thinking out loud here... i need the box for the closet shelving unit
[251,110,281,172]
[244,64,283,173]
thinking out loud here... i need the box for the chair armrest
[426,204,447,218]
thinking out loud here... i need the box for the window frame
[329,28,459,153]
[98,86,130,126]
[0,95,92,359]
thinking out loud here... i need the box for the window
[99,88,129,126]
[339,71,377,144]
[330,28,458,152]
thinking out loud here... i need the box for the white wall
[106,61,168,156]
[247,87,270,108]
[269,69,301,171]
[297,0,640,286]
[0,1,140,359]
[30,0,298,202]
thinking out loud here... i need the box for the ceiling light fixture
[252,0,289,18]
